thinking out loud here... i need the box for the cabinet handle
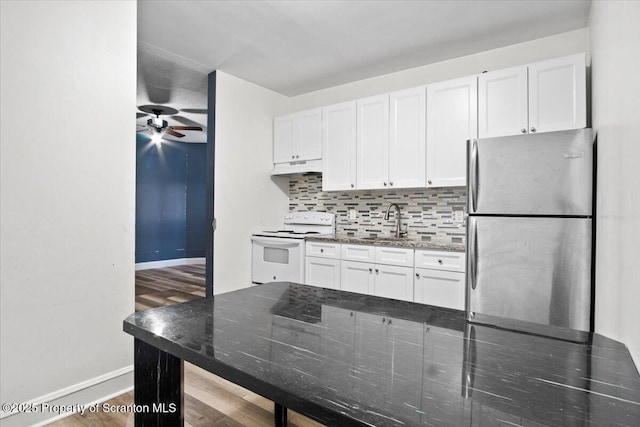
[369,268,373,273]
[389,182,393,186]
[350,183,354,188]
[383,182,387,186]
[521,128,527,134]
[296,155,300,158]
[291,155,295,159]
[375,269,379,274]
[382,318,386,323]
[530,127,536,133]
[415,273,420,278]
[320,248,324,253]
[427,179,432,185]
[437,259,443,264]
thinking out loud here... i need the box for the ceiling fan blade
[136,112,148,119]
[166,129,185,138]
[181,108,208,114]
[171,126,203,131]
[136,124,150,133]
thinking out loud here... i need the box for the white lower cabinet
[374,264,414,301]
[306,241,341,289]
[341,260,413,302]
[414,268,465,310]
[341,260,375,295]
[312,242,466,308]
[305,257,341,289]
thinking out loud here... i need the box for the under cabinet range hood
[271,159,322,176]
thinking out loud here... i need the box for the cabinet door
[357,94,389,190]
[528,53,586,134]
[305,257,341,289]
[389,87,426,189]
[478,65,528,138]
[341,260,375,295]
[426,76,477,187]
[414,268,464,310]
[322,101,357,191]
[273,114,295,163]
[296,108,322,161]
[374,264,414,302]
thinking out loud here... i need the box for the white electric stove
[251,212,335,284]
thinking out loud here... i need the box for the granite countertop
[307,235,466,252]
[124,282,640,426]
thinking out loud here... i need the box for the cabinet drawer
[341,244,375,263]
[306,241,341,259]
[414,268,465,310]
[375,246,414,267]
[414,249,465,272]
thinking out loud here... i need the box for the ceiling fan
[137,105,204,138]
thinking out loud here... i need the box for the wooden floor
[50,265,323,427]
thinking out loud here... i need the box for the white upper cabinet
[273,108,322,163]
[479,53,586,138]
[322,101,357,191]
[273,114,296,163]
[389,87,426,189]
[528,53,586,134]
[478,65,528,138]
[357,94,390,190]
[426,76,478,187]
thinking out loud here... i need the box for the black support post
[274,402,288,427]
[134,339,184,426]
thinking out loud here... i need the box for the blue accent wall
[185,143,207,258]
[135,134,207,263]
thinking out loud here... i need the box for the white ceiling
[137,0,592,142]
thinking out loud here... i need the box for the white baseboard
[0,366,134,426]
[135,257,206,271]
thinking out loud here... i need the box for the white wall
[291,28,588,110]
[214,72,290,294]
[590,0,640,369]
[0,0,136,417]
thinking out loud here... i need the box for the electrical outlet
[348,209,356,220]
[453,210,464,223]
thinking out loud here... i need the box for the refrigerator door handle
[469,139,478,213]
[468,217,478,290]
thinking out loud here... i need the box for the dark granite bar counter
[306,235,466,251]
[124,282,640,426]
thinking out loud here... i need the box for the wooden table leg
[134,338,184,426]
[274,402,288,427]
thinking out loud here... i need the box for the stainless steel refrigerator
[466,128,594,340]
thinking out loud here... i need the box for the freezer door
[468,128,593,215]
[467,217,592,336]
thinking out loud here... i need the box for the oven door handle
[251,237,302,249]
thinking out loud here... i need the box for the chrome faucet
[384,203,407,238]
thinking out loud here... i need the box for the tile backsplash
[289,174,467,244]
